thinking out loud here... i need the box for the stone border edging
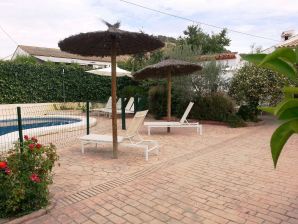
[4,201,56,224]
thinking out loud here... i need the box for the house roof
[197,52,237,62]
[277,35,298,48]
[18,45,129,62]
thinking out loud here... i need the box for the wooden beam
[111,41,118,159]
[167,71,171,133]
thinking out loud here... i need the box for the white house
[11,45,129,68]
[197,52,244,79]
[263,30,298,53]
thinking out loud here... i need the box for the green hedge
[0,61,134,104]
[190,93,235,121]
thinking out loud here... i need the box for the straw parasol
[86,66,132,77]
[59,21,164,158]
[133,59,202,132]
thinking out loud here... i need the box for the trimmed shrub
[0,61,134,104]
[226,114,246,128]
[236,104,259,122]
[148,85,167,119]
[120,85,145,98]
[0,136,58,218]
[191,93,235,122]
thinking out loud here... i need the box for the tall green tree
[179,25,231,54]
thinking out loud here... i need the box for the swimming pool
[0,117,81,136]
[0,115,97,152]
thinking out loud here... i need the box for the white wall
[11,47,30,60]
[34,55,111,68]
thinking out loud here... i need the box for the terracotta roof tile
[197,52,237,62]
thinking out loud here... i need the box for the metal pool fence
[0,102,90,154]
[0,97,142,155]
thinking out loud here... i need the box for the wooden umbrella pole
[167,71,171,133]
[111,41,118,159]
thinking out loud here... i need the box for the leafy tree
[117,52,148,72]
[156,35,177,44]
[165,42,200,62]
[179,25,231,54]
[118,50,164,72]
[193,61,227,95]
[242,47,298,167]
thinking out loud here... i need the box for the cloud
[0,0,298,58]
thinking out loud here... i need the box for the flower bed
[0,136,58,218]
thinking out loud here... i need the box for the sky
[1,0,298,59]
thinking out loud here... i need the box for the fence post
[17,107,24,153]
[134,95,139,114]
[86,101,90,135]
[121,97,126,130]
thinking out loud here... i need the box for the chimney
[281,30,295,41]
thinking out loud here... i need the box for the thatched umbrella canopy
[133,59,202,132]
[59,21,164,159]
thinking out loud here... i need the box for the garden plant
[0,136,58,218]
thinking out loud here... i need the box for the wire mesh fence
[0,97,142,155]
[0,102,93,154]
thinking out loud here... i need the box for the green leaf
[260,48,296,65]
[275,99,298,119]
[283,86,298,95]
[273,99,290,115]
[295,47,298,64]
[271,119,298,167]
[278,108,298,120]
[258,106,275,114]
[241,54,266,64]
[262,58,297,80]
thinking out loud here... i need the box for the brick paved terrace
[4,115,298,224]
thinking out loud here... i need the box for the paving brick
[136,212,154,222]
[150,211,171,222]
[89,214,108,224]
[123,214,142,224]
[110,207,127,217]
[106,214,126,224]
[148,219,166,224]
[12,118,298,224]
[122,205,141,215]
[94,207,111,217]
[287,210,298,219]
[256,212,281,224]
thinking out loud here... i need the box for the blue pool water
[0,117,81,136]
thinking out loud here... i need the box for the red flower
[0,161,7,169]
[30,173,41,183]
[31,137,38,143]
[28,144,35,150]
[5,168,11,175]
[36,143,42,149]
[24,135,29,140]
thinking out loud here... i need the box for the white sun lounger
[91,96,112,115]
[97,98,124,117]
[79,110,159,160]
[144,102,202,135]
[102,97,135,118]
